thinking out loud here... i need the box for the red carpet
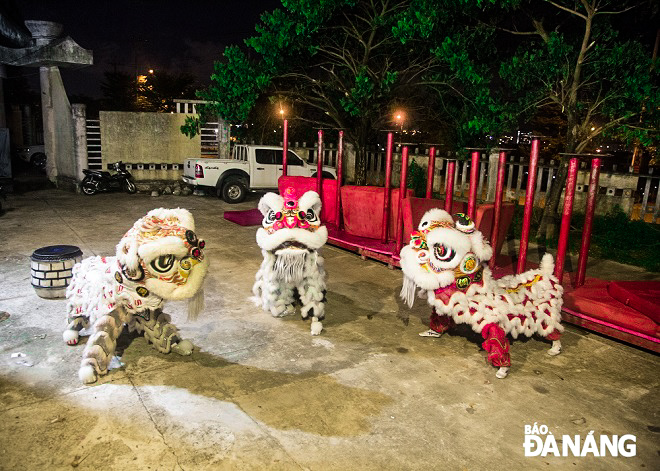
[223,209,263,226]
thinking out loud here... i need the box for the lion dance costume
[64,208,208,384]
[400,209,563,378]
[252,187,327,335]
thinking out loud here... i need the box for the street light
[394,110,405,148]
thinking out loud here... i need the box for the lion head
[399,209,493,307]
[115,208,208,305]
[256,187,328,283]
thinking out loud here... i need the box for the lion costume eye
[306,208,319,224]
[454,213,475,233]
[265,210,277,224]
[433,243,456,262]
[151,254,176,273]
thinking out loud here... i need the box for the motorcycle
[81,161,137,195]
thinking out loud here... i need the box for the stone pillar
[40,65,58,181]
[345,142,356,183]
[486,150,500,202]
[217,118,230,158]
[40,65,76,187]
[72,103,87,183]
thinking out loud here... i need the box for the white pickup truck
[182,144,336,203]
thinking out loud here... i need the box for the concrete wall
[40,66,78,188]
[100,111,200,181]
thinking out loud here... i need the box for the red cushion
[278,176,338,223]
[563,280,658,337]
[473,202,515,257]
[607,281,660,324]
[340,186,412,240]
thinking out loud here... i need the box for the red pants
[481,323,511,367]
[429,309,454,334]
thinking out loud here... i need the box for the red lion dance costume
[400,209,563,378]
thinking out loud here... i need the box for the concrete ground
[0,189,658,471]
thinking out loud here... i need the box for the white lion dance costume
[252,187,327,335]
[400,209,563,378]
[64,208,208,384]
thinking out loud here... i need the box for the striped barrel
[30,245,83,299]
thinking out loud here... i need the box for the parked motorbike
[81,162,137,195]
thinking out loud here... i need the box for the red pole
[335,131,343,228]
[282,119,288,176]
[489,151,507,270]
[381,132,394,243]
[555,158,578,283]
[467,150,480,219]
[396,146,409,252]
[576,158,601,287]
[426,147,436,199]
[517,137,540,274]
[316,129,323,194]
[444,160,456,213]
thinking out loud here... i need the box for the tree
[100,70,197,112]
[100,71,138,111]
[140,71,197,112]
[494,0,659,237]
[184,0,441,185]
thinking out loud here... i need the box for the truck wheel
[312,171,335,179]
[221,178,247,203]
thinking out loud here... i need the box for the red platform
[273,143,660,353]
[562,278,660,352]
[492,255,660,353]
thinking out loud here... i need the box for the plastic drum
[30,245,83,299]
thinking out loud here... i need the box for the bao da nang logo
[524,423,636,457]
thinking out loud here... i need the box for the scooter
[81,161,137,195]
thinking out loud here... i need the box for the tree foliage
[184,0,465,184]
[490,0,659,236]
[100,71,137,111]
[183,0,657,191]
[100,70,197,112]
[140,71,197,112]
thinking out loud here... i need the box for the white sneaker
[418,329,442,338]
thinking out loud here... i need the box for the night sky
[13,0,282,98]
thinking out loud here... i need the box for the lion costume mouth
[273,240,311,252]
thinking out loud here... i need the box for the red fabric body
[429,309,455,333]
[402,197,515,257]
[563,279,659,338]
[481,323,511,367]
[278,176,338,223]
[433,276,484,305]
[339,186,413,240]
[607,281,660,324]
